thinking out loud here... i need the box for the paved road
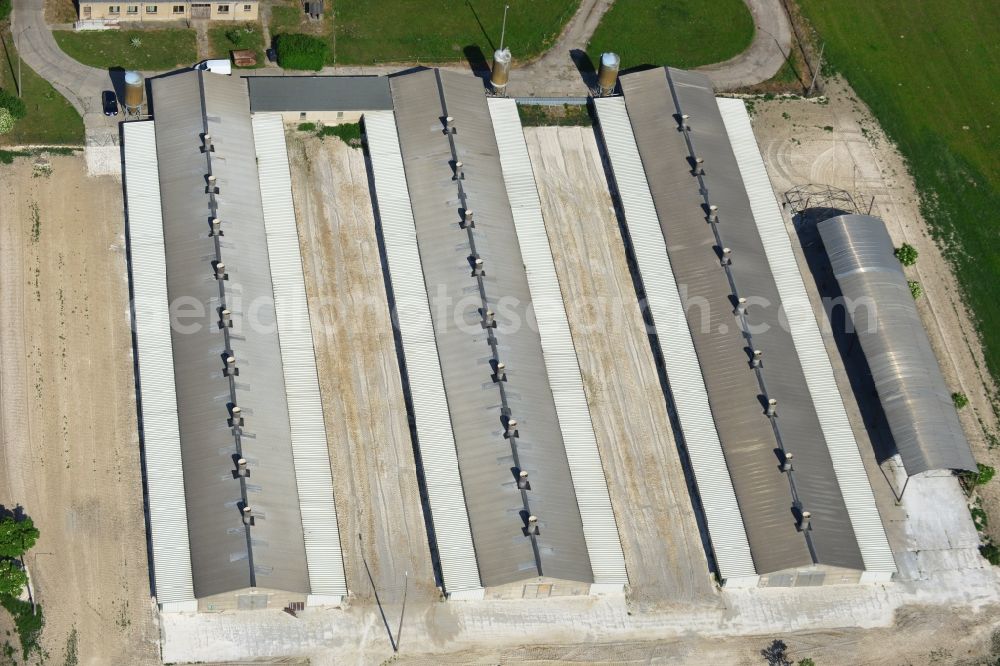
[11,0,116,129]
[696,0,793,90]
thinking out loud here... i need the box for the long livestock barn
[365,69,628,599]
[594,67,896,586]
[124,70,346,611]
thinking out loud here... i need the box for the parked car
[102,90,119,116]
[194,59,233,76]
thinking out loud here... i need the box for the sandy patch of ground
[0,156,158,663]
[286,132,439,613]
[748,78,1000,543]
[525,126,717,607]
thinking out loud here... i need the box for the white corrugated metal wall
[593,97,759,585]
[122,121,197,608]
[364,111,484,597]
[251,114,349,599]
[716,98,896,579]
[487,98,628,589]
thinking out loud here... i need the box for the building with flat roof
[122,70,344,611]
[79,0,258,23]
[246,76,393,124]
[594,67,896,586]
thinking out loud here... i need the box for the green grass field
[330,0,579,64]
[208,23,265,68]
[799,0,1000,382]
[587,0,754,70]
[0,27,83,146]
[54,28,197,70]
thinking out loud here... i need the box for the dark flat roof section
[246,75,392,112]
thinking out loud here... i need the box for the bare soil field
[747,79,1000,544]
[286,132,439,609]
[525,126,717,607]
[0,156,158,663]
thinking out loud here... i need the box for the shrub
[908,280,922,299]
[982,542,1000,566]
[971,504,988,531]
[0,88,27,120]
[0,0,11,21]
[318,122,361,146]
[894,242,918,266]
[975,463,996,486]
[0,108,13,135]
[952,392,970,409]
[275,33,329,71]
[297,122,317,132]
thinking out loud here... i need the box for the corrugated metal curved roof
[818,214,976,475]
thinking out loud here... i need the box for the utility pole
[499,4,510,51]
[16,26,32,98]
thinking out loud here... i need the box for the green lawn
[328,0,579,65]
[53,28,197,70]
[587,0,754,70]
[208,22,265,68]
[269,4,305,37]
[799,0,1000,382]
[0,27,83,146]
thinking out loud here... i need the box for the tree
[0,559,27,598]
[0,108,13,136]
[0,517,39,558]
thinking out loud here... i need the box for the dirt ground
[0,156,158,664]
[286,132,439,610]
[747,78,1000,544]
[525,126,718,608]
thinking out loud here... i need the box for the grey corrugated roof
[251,113,348,598]
[151,71,309,598]
[593,96,758,584]
[717,99,895,577]
[364,111,484,596]
[487,98,627,588]
[620,67,863,573]
[122,120,197,607]
[246,76,392,112]
[388,69,592,587]
[818,214,977,475]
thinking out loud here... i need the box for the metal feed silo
[123,70,145,115]
[597,52,620,96]
[490,48,511,93]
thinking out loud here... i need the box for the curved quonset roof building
[818,214,977,476]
